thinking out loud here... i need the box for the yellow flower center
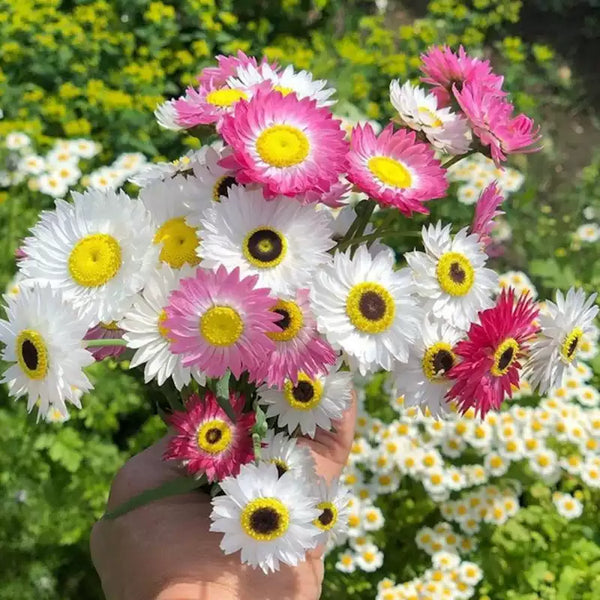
[68,233,122,287]
[314,501,338,531]
[561,327,583,362]
[436,252,475,296]
[153,217,200,268]
[212,175,237,202]
[16,329,49,380]
[273,85,294,96]
[200,306,244,347]
[157,309,170,339]
[417,106,443,128]
[101,321,120,331]
[196,419,232,454]
[283,372,323,410]
[242,227,287,268]
[240,497,290,541]
[367,155,412,189]
[346,282,395,334]
[268,299,304,342]
[491,338,520,376]
[422,342,456,381]
[205,88,247,107]
[255,124,310,168]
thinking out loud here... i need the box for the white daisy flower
[394,318,463,418]
[228,63,336,107]
[362,505,385,531]
[21,189,158,324]
[37,173,69,197]
[129,148,210,188]
[260,430,316,479]
[499,168,525,193]
[459,561,483,586]
[154,98,184,130]
[259,367,352,438]
[120,265,205,390]
[311,246,422,375]
[390,80,470,154]
[457,183,480,206]
[526,288,598,394]
[553,493,583,520]
[6,132,31,150]
[575,223,600,243]
[114,152,147,174]
[139,174,209,269]
[335,550,357,573]
[405,222,498,331]
[46,146,79,167]
[68,139,101,159]
[18,154,46,175]
[191,144,238,203]
[198,185,334,296]
[44,404,71,424]
[312,477,351,545]
[355,543,384,572]
[0,284,94,417]
[433,551,461,571]
[88,166,126,190]
[50,163,82,186]
[210,462,319,573]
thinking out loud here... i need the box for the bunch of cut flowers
[1,46,597,574]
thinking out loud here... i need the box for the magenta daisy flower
[164,392,255,481]
[447,289,539,417]
[84,322,126,361]
[296,179,352,208]
[253,288,338,387]
[471,181,504,250]
[420,45,505,106]
[164,266,279,380]
[346,124,448,216]
[198,51,266,88]
[219,89,348,198]
[454,82,541,165]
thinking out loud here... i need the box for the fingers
[298,390,357,482]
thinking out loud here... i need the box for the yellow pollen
[283,372,323,410]
[346,282,395,334]
[197,419,232,454]
[205,87,247,107]
[16,329,49,380]
[240,497,290,541]
[491,338,520,377]
[200,306,244,347]
[153,217,200,268]
[561,327,583,362]
[255,124,310,168]
[273,85,294,96]
[436,252,475,297]
[68,233,122,287]
[368,155,412,189]
[417,106,443,128]
[157,310,170,339]
[313,501,338,531]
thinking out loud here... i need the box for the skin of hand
[90,395,357,600]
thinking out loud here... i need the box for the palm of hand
[91,397,356,600]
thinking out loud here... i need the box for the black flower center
[249,507,281,534]
[358,291,386,321]
[432,349,454,375]
[246,229,283,263]
[21,340,39,371]
[498,347,514,371]
[292,381,315,403]
[215,175,237,199]
[205,428,223,444]
[318,507,334,526]
[449,262,466,284]
[274,308,291,331]
[275,462,288,478]
[567,335,580,358]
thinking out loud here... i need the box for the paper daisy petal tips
[164,392,255,481]
[526,288,598,394]
[219,89,348,197]
[210,462,320,573]
[347,124,448,216]
[20,188,158,324]
[0,284,94,416]
[405,221,498,331]
[164,265,279,379]
[311,246,422,375]
[197,185,335,296]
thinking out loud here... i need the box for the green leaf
[103,475,206,520]
[215,370,236,422]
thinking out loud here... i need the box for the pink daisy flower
[471,181,504,250]
[219,89,348,198]
[164,266,279,380]
[164,392,255,482]
[295,179,351,208]
[447,288,539,417]
[198,51,266,88]
[454,82,541,165]
[253,288,338,387]
[346,124,448,216]
[84,322,126,361]
[420,45,505,106]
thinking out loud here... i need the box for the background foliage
[1,0,599,598]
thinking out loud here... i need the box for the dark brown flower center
[21,340,39,371]
[432,349,454,375]
[274,308,291,331]
[358,291,386,321]
[292,381,315,403]
[498,347,514,371]
[566,335,580,358]
[249,507,280,534]
[215,175,237,199]
[205,428,223,444]
[246,229,283,263]
[318,507,334,526]
[449,262,466,284]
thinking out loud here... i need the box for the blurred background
[1,1,599,598]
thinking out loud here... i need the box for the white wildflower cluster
[497,270,538,299]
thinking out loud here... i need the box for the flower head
[198,51,262,88]
[447,289,539,417]
[471,181,505,249]
[346,124,448,216]
[84,321,126,361]
[219,89,348,198]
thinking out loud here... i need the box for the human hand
[90,394,356,600]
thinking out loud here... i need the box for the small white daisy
[198,185,334,295]
[6,132,31,150]
[129,148,210,188]
[258,367,352,438]
[192,144,238,203]
[312,477,351,545]
[37,173,69,198]
[0,284,94,417]
[120,265,206,390]
[553,493,583,520]
[405,222,498,331]
[114,152,147,174]
[18,154,46,175]
[21,188,158,323]
[335,550,357,573]
[46,146,79,168]
[68,139,101,159]
[526,288,598,394]
[355,543,384,572]
[210,462,319,573]
[575,223,600,243]
[311,246,422,375]
[390,80,470,154]
[260,430,316,479]
[50,163,82,186]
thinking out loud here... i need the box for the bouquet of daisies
[1,46,597,574]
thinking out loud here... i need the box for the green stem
[85,338,129,348]
[335,200,376,251]
[252,432,262,464]
[442,149,477,169]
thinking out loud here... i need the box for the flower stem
[334,200,377,253]
[442,149,477,169]
[84,338,129,348]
